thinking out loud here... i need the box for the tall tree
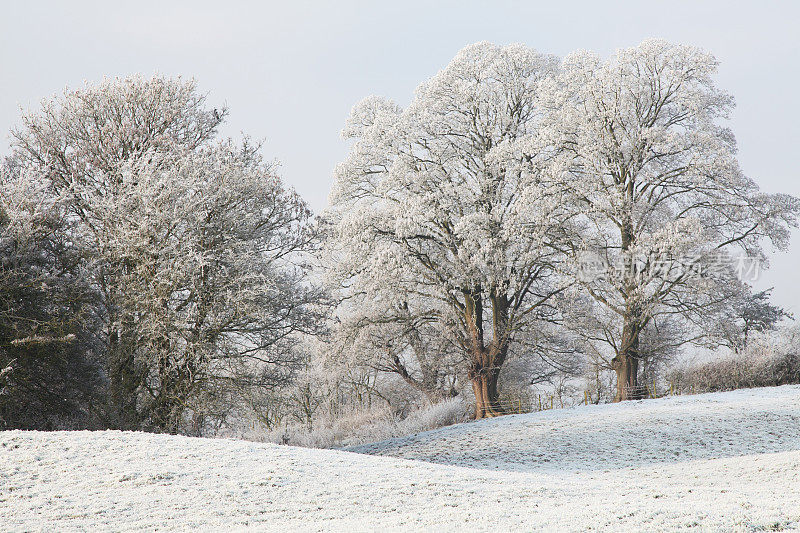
[532,40,799,400]
[10,75,225,427]
[9,76,323,432]
[325,43,573,418]
[94,143,323,432]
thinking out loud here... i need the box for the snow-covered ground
[349,385,800,472]
[3,386,800,532]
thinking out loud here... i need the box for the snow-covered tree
[325,43,574,418]
[9,76,323,432]
[94,143,322,432]
[0,160,102,429]
[10,75,226,427]
[713,287,792,353]
[529,40,799,400]
[326,299,463,401]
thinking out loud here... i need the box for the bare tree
[326,299,463,401]
[713,287,792,353]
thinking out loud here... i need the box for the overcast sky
[2,0,798,310]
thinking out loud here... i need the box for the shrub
[668,328,800,394]
[227,395,472,449]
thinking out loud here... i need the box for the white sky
[1,0,798,311]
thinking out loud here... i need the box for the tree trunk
[463,285,509,419]
[612,352,641,401]
[612,314,642,401]
[614,215,645,402]
[470,361,504,419]
[108,326,140,430]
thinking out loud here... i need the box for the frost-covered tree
[10,75,226,427]
[325,43,573,418]
[714,287,792,353]
[0,161,102,429]
[531,40,799,400]
[9,76,323,432]
[327,299,462,401]
[94,143,322,432]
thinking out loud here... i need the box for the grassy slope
[2,385,800,532]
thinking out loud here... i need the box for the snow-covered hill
[349,385,800,472]
[3,386,800,532]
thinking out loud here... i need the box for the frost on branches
[327,40,800,413]
[0,161,100,429]
[9,76,323,432]
[325,43,576,418]
[97,144,323,432]
[529,39,799,400]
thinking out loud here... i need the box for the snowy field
[2,386,800,532]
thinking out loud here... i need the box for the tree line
[1,39,796,432]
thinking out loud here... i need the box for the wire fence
[492,394,561,415]
[496,380,671,415]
